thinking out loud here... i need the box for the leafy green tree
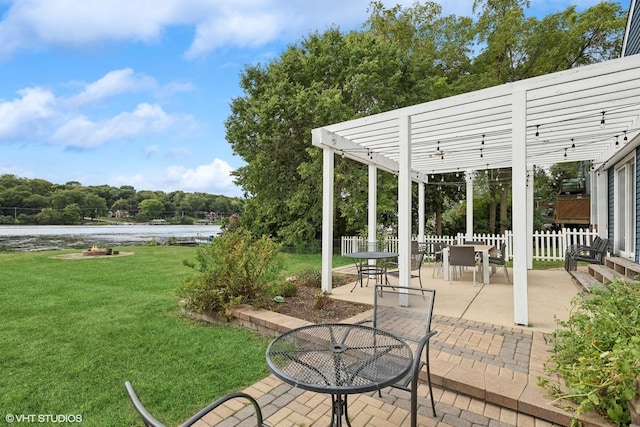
[35,208,62,225]
[138,198,165,220]
[82,193,108,219]
[62,203,83,224]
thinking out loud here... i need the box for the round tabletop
[344,251,398,259]
[266,323,412,395]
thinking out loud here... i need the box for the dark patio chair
[357,284,437,426]
[566,238,610,271]
[385,241,426,288]
[431,241,447,278]
[489,243,510,283]
[448,245,478,286]
[564,236,602,271]
[124,381,268,427]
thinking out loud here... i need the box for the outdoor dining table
[344,251,398,291]
[266,323,413,427]
[442,244,495,285]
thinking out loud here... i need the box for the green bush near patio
[179,228,284,318]
[540,279,640,426]
[0,246,271,426]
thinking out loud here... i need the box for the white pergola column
[465,172,474,240]
[398,115,412,287]
[321,148,334,293]
[418,182,425,242]
[527,169,534,269]
[512,90,529,326]
[368,164,377,266]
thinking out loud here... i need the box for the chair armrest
[183,392,267,427]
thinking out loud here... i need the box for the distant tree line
[0,174,243,225]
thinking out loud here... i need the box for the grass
[0,246,272,426]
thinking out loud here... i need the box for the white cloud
[0,0,419,60]
[0,86,56,140]
[164,158,235,192]
[65,68,157,107]
[0,68,192,148]
[52,103,175,148]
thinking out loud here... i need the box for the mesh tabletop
[266,323,412,394]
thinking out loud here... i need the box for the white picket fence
[341,228,599,262]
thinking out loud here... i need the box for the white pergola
[312,54,640,326]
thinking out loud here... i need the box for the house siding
[608,167,614,247]
[636,148,640,262]
[623,0,640,56]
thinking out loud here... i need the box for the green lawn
[0,246,276,426]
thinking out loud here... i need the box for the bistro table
[344,251,398,291]
[442,244,495,285]
[266,323,413,427]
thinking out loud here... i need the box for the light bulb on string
[624,130,628,142]
[481,134,485,145]
[600,111,605,128]
[535,125,540,140]
[615,135,619,146]
[564,148,567,158]
[571,138,575,151]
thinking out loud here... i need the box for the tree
[226,3,467,244]
[138,198,165,220]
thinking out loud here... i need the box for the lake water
[0,224,222,252]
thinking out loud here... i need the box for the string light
[535,125,540,139]
[564,147,567,158]
[624,130,628,142]
[571,138,575,150]
[481,134,485,145]
[600,111,605,128]
[615,135,619,146]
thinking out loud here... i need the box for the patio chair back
[448,245,478,286]
[387,241,426,288]
[359,284,438,426]
[125,381,268,427]
[489,243,510,283]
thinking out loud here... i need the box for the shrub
[178,228,283,319]
[270,280,298,298]
[540,279,640,426]
[296,268,322,288]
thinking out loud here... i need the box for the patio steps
[570,256,640,291]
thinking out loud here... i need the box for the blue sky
[0,0,610,197]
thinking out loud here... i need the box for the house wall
[636,147,640,262]
[623,0,640,56]
[608,167,614,249]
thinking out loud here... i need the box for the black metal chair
[448,245,478,286]
[488,243,510,283]
[566,238,610,271]
[358,284,437,427]
[564,236,602,271]
[124,381,268,427]
[385,241,426,288]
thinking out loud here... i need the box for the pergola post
[527,168,534,269]
[512,90,529,326]
[320,146,334,294]
[466,172,474,240]
[368,164,377,265]
[418,182,425,243]
[398,115,412,287]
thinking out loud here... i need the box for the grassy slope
[0,246,272,426]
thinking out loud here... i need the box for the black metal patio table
[266,323,413,427]
[344,251,398,291]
